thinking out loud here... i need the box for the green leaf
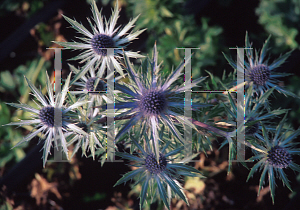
[274,112,288,144]
[114,168,144,187]
[222,52,237,70]
[259,34,271,63]
[227,92,237,115]
[115,151,143,162]
[115,115,140,142]
[258,86,275,104]
[140,177,150,209]
[160,113,184,144]
[258,166,268,196]
[221,102,236,119]
[261,123,270,145]
[164,146,183,157]
[281,129,300,146]
[278,169,292,192]
[246,158,265,182]
[269,168,276,204]
[163,173,189,205]
[205,70,218,90]
[168,163,203,176]
[0,71,15,90]
[290,162,300,173]
[156,177,170,210]
[269,50,292,70]
[131,138,147,157]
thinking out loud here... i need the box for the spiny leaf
[278,169,292,192]
[258,166,268,196]
[163,173,189,205]
[269,168,276,204]
[115,151,143,162]
[156,177,170,210]
[140,177,149,209]
[114,168,144,187]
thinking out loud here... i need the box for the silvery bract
[247,114,300,203]
[54,0,146,83]
[5,73,87,167]
[223,32,298,97]
[107,44,209,160]
[114,139,204,210]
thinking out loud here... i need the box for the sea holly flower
[5,72,87,167]
[247,113,300,203]
[68,64,125,108]
[114,139,204,210]
[105,44,209,160]
[223,32,298,97]
[66,104,106,160]
[220,86,288,171]
[54,0,146,83]
[68,64,121,109]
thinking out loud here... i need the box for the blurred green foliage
[0,0,48,17]
[256,0,300,53]
[124,0,223,79]
[35,22,56,47]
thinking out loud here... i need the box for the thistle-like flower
[247,113,300,203]
[68,64,125,109]
[114,139,204,209]
[55,0,146,83]
[5,73,87,167]
[106,44,208,159]
[67,105,106,160]
[223,32,297,97]
[69,64,107,108]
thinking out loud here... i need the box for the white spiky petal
[54,0,146,84]
[5,72,88,167]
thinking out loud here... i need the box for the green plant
[3,1,300,209]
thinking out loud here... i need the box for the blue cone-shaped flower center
[77,122,88,132]
[39,106,55,127]
[267,145,292,168]
[249,64,271,86]
[140,91,166,116]
[145,153,167,174]
[86,77,106,93]
[245,117,259,135]
[91,34,114,56]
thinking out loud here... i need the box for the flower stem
[191,119,230,137]
[192,119,266,153]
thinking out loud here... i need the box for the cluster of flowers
[5,1,300,208]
